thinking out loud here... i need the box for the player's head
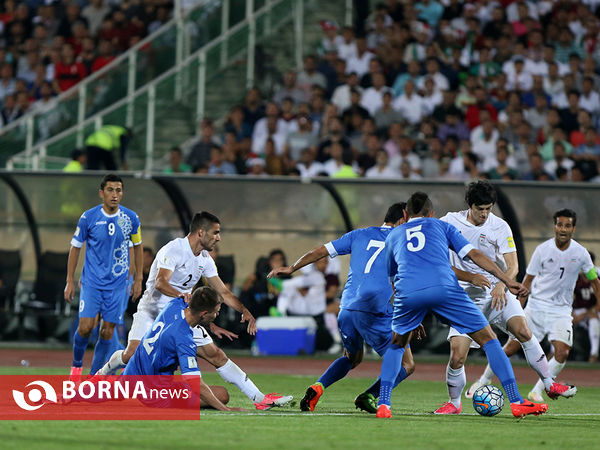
[553,208,576,246]
[406,192,433,218]
[99,173,123,212]
[384,202,407,226]
[465,180,497,226]
[188,286,222,326]
[189,211,221,252]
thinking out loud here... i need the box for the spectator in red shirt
[465,86,498,129]
[53,43,87,93]
[92,39,115,73]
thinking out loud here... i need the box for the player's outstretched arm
[191,376,246,412]
[466,249,528,297]
[131,243,144,301]
[64,246,81,303]
[209,322,238,341]
[452,267,491,289]
[206,276,257,335]
[268,245,329,278]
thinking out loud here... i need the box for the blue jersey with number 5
[325,226,394,315]
[386,217,474,296]
[123,298,200,376]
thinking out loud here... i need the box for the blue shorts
[338,308,393,357]
[79,280,128,324]
[392,284,489,336]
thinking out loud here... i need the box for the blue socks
[366,366,408,397]
[90,338,113,375]
[378,344,406,406]
[317,356,353,388]
[483,339,523,403]
[72,331,90,367]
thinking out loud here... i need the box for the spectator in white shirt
[470,117,500,172]
[417,57,449,93]
[399,159,423,180]
[345,37,374,78]
[331,72,363,113]
[360,72,392,116]
[505,57,533,91]
[251,102,289,155]
[297,55,328,95]
[544,141,575,178]
[273,70,308,106]
[388,135,422,175]
[337,26,358,61]
[420,77,443,115]
[392,79,424,126]
[365,149,399,178]
[579,76,600,115]
[296,147,325,177]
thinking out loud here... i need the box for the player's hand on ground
[471,274,491,289]
[490,283,507,310]
[506,280,528,298]
[241,309,257,335]
[64,281,75,303]
[209,323,238,341]
[414,324,426,340]
[225,406,247,412]
[130,279,143,302]
[267,266,293,279]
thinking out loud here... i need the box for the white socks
[446,364,466,408]
[532,357,566,394]
[98,350,125,375]
[479,363,494,385]
[216,359,265,403]
[520,337,553,390]
[589,317,600,357]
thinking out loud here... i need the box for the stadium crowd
[169,0,600,183]
[0,0,173,128]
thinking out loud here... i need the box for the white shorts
[128,301,213,347]
[447,287,525,349]
[524,306,573,347]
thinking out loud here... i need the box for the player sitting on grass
[123,286,244,411]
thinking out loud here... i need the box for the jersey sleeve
[325,230,354,257]
[176,336,201,375]
[156,243,180,272]
[70,213,88,248]
[445,223,474,259]
[130,212,142,246]
[497,221,516,254]
[526,245,543,276]
[580,248,596,279]
[203,255,219,278]
[385,233,398,278]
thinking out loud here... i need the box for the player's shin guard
[90,338,112,375]
[446,364,466,408]
[482,339,523,403]
[72,331,90,368]
[98,349,125,375]
[378,344,405,407]
[365,366,408,397]
[216,359,264,403]
[317,356,353,388]
[520,337,553,390]
[532,357,566,395]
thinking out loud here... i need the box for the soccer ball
[472,385,504,416]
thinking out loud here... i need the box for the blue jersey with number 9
[325,226,394,315]
[386,217,474,296]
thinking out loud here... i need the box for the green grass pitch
[0,367,599,449]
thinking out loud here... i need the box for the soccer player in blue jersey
[123,286,244,411]
[269,203,417,413]
[65,174,144,380]
[376,192,549,418]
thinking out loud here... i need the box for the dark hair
[465,180,496,207]
[188,286,222,314]
[189,211,220,233]
[553,209,577,226]
[143,247,154,256]
[407,192,432,217]
[100,173,123,190]
[384,202,407,223]
[268,249,287,265]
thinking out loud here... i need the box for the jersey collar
[100,206,120,218]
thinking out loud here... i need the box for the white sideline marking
[210,412,600,417]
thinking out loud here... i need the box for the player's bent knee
[403,359,415,376]
[212,385,229,405]
[346,349,363,368]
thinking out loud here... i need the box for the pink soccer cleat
[546,382,577,400]
[433,401,462,414]
[376,404,392,418]
[69,366,83,384]
[254,393,293,410]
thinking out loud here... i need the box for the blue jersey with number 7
[325,225,394,315]
[386,217,473,297]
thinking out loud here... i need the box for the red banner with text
[0,375,201,420]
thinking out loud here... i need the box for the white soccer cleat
[465,378,487,399]
[271,394,294,407]
[528,390,544,402]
